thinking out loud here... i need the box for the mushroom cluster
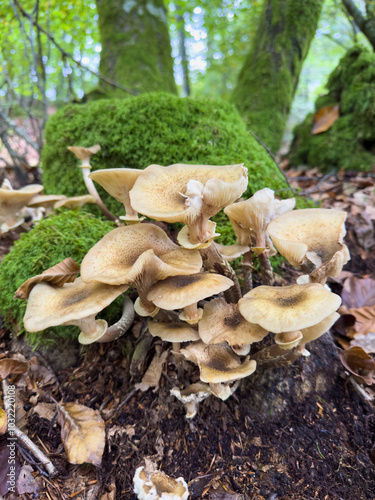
[19,162,348,418]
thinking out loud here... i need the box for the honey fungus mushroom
[147,272,234,324]
[23,278,129,344]
[129,163,248,248]
[267,208,350,284]
[133,461,189,500]
[0,184,43,232]
[89,168,145,223]
[80,223,202,316]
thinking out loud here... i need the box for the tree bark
[232,0,324,152]
[342,0,375,51]
[96,0,177,96]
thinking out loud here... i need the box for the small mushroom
[181,341,256,384]
[0,184,43,231]
[23,278,128,344]
[147,273,234,324]
[54,195,96,210]
[133,460,189,500]
[214,242,251,261]
[148,319,199,354]
[27,194,67,211]
[267,208,350,284]
[89,168,145,223]
[130,163,248,247]
[170,382,212,419]
[198,298,268,349]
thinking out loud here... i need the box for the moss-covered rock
[289,46,375,172]
[41,92,296,239]
[0,211,121,345]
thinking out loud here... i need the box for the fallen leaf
[14,258,80,299]
[351,333,375,354]
[0,358,28,380]
[350,306,375,335]
[341,276,375,309]
[57,403,105,466]
[0,408,7,435]
[312,105,339,134]
[16,465,39,495]
[339,346,375,385]
[135,345,169,392]
[32,403,56,422]
[0,442,20,496]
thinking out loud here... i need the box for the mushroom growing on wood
[147,272,234,324]
[23,278,129,344]
[129,163,248,248]
[80,224,202,316]
[89,168,144,223]
[267,208,350,284]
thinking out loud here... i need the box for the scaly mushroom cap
[147,273,233,311]
[199,298,268,346]
[67,145,101,167]
[129,163,247,224]
[23,278,128,332]
[181,341,257,383]
[80,224,202,286]
[27,194,67,208]
[0,184,44,225]
[89,168,143,221]
[224,188,295,247]
[148,320,200,343]
[238,283,341,333]
[267,208,349,275]
[54,195,96,210]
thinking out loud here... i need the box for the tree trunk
[342,0,375,51]
[96,0,177,96]
[232,0,324,152]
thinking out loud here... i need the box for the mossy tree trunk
[232,0,324,152]
[96,0,177,96]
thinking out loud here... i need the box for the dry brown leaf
[14,257,80,299]
[0,409,7,436]
[16,465,39,495]
[312,105,339,134]
[339,346,375,385]
[0,358,28,380]
[57,402,105,466]
[342,276,375,309]
[351,333,375,354]
[135,345,169,392]
[350,306,375,335]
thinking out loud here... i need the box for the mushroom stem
[242,250,254,294]
[71,315,106,338]
[96,296,135,343]
[258,250,274,286]
[251,344,305,368]
[183,303,200,321]
[199,243,242,303]
[80,167,119,223]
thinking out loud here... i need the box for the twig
[2,379,57,477]
[13,0,138,96]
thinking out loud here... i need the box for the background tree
[232,0,324,152]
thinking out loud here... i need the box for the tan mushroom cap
[215,242,251,261]
[134,464,189,500]
[23,278,128,343]
[238,283,341,333]
[80,224,202,286]
[177,220,219,249]
[170,382,212,419]
[148,320,200,342]
[129,163,248,223]
[67,145,101,167]
[0,184,44,225]
[147,273,233,311]
[224,188,295,247]
[89,168,144,221]
[27,194,67,208]
[267,208,349,275]
[199,298,268,346]
[181,341,257,383]
[54,195,96,209]
[301,311,340,344]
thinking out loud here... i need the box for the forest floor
[0,165,375,500]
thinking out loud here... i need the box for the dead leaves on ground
[312,105,340,134]
[14,257,79,299]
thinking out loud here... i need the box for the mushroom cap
[23,277,128,332]
[80,224,202,286]
[181,341,257,383]
[224,188,295,246]
[27,194,67,208]
[170,382,212,419]
[0,184,44,219]
[148,320,200,342]
[177,221,219,249]
[134,464,189,500]
[238,283,341,333]
[199,298,268,346]
[147,273,233,311]
[89,168,142,206]
[301,311,340,344]
[274,331,303,349]
[67,145,101,163]
[54,195,96,209]
[267,208,348,272]
[129,163,247,224]
[215,242,251,261]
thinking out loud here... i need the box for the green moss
[289,46,375,172]
[42,92,301,243]
[0,211,122,346]
[232,0,323,152]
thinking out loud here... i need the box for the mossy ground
[0,211,122,346]
[289,46,375,172]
